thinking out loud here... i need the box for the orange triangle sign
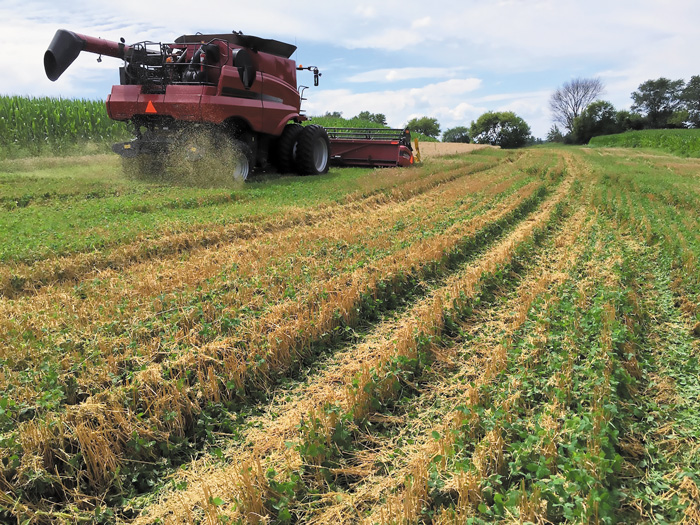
[145,100,157,114]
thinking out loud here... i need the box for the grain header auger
[44,29,414,180]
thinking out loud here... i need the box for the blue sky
[2,0,699,138]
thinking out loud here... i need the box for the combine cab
[44,29,413,179]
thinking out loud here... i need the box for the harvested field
[1,146,699,524]
[417,142,498,158]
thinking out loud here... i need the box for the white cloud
[411,17,432,29]
[347,67,469,83]
[354,5,377,19]
[304,77,485,131]
[2,0,700,140]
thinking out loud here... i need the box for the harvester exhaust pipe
[44,29,130,81]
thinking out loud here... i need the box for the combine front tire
[273,123,303,173]
[229,140,254,181]
[295,124,330,175]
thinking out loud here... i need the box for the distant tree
[546,125,565,143]
[549,77,605,133]
[615,110,645,131]
[667,110,690,128]
[631,78,685,128]
[323,111,344,118]
[571,101,621,144]
[470,111,531,149]
[681,75,700,128]
[405,116,441,138]
[442,126,470,143]
[355,111,387,125]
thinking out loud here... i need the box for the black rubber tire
[229,139,255,181]
[273,123,303,173]
[295,124,330,175]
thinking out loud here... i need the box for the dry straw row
[0,154,503,298]
[133,155,574,524]
[3,159,547,510]
[0,158,530,408]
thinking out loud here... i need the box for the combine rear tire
[295,124,330,175]
[273,123,303,173]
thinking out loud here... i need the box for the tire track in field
[130,156,575,524]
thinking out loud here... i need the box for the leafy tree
[571,101,621,144]
[469,111,531,149]
[615,110,645,131]
[442,126,470,143]
[405,116,441,138]
[355,111,387,126]
[631,78,685,128]
[681,75,700,128]
[546,125,565,143]
[549,77,605,133]
[667,110,690,128]
[323,111,343,118]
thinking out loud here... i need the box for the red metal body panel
[105,43,299,136]
[202,86,263,130]
[163,85,203,121]
[73,32,130,59]
[106,85,141,120]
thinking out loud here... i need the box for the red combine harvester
[44,29,413,180]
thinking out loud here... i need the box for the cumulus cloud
[303,77,485,130]
[347,67,470,83]
[2,0,699,138]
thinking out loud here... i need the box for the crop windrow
[0,151,507,295]
[581,150,700,521]
[3,146,698,524]
[0,158,537,410]
[0,152,563,521]
[347,204,592,525]
[129,156,573,524]
[393,217,638,524]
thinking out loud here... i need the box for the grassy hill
[589,128,700,157]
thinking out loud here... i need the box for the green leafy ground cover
[589,129,700,157]
[0,146,698,523]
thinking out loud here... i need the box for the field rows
[132,152,576,524]
[1,147,699,523]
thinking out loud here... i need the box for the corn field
[0,95,130,157]
[0,145,698,523]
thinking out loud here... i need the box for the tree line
[318,110,534,149]
[548,76,700,144]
